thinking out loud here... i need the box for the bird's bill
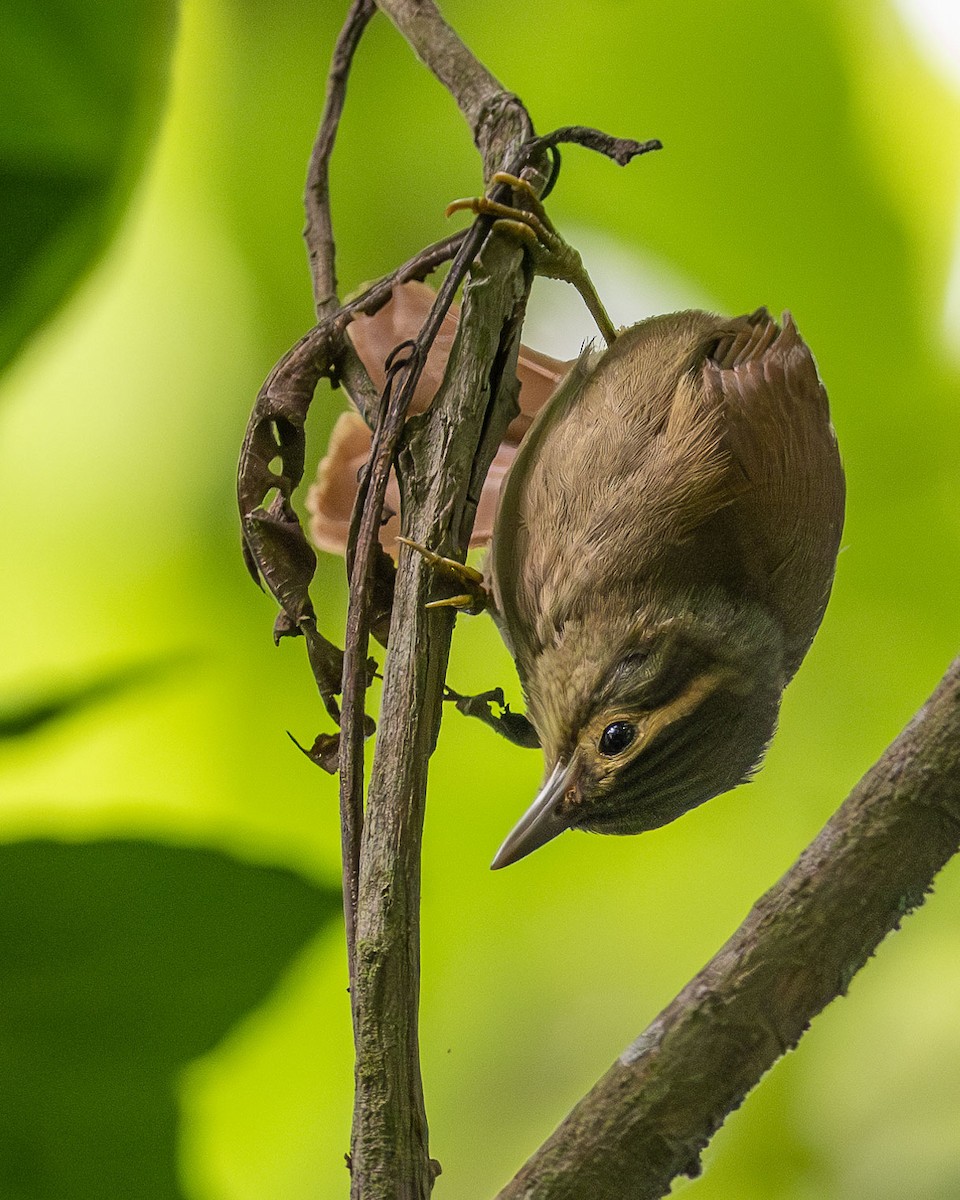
[490,760,575,870]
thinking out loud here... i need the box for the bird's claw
[397,536,489,615]
[446,171,617,347]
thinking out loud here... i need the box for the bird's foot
[446,171,617,347]
[397,537,489,615]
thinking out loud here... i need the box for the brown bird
[485,306,844,867]
[310,198,844,869]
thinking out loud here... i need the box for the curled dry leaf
[288,711,377,774]
[236,325,351,726]
[307,280,571,558]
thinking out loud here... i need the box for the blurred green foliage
[0,0,175,374]
[1,1,959,1198]
[0,841,337,1199]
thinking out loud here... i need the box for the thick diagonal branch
[495,656,960,1200]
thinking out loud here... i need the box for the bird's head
[491,589,786,868]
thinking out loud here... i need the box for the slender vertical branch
[300,0,380,985]
[346,238,532,1198]
[305,0,377,318]
[337,3,535,1194]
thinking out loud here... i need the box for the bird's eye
[598,721,637,757]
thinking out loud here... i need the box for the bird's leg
[398,542,537,744]
[396,536,490,615]
[446,171,617,347]
[443,685,541,749]
[399,542,538,743]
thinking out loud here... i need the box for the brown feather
[701,310,844,677]
[491,313,751,668]
[487,308,844,831]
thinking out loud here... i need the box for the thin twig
[299,0,377,981]
[305,0,377,317]
[338,212,497,960]
[523,125,662,167]
[495,656,960,1200]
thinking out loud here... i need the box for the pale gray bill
[490,760,575,870]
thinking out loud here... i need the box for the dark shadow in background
[0,839,339,1199]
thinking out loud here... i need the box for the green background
[2,0,960,1196]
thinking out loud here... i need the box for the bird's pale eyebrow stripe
[606,665,731,746]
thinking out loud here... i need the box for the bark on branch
[495,656,960,1199]
[343,4,534,1197]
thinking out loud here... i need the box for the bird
[483,304,844,867]
[309,182,845,870]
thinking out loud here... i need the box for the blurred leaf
[0,839,339,1199]
[0,656,189,741]
[0,0,176,376]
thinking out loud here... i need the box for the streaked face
[492,607,785,868]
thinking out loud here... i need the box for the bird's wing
[701,309,845,677]
[489,314,742,659]
[488,347,605,647]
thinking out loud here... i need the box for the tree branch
[299,0,379,987]
[373,0,519,165]
[495,656,960,1200]
[340,4,535,1196]
[304,0,377,317]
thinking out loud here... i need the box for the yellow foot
[397,537,489,615]
[446,171,617,347]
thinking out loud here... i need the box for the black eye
[598,721,637,757]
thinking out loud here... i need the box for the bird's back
[489,308,844,684]
[491,312,735,662]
